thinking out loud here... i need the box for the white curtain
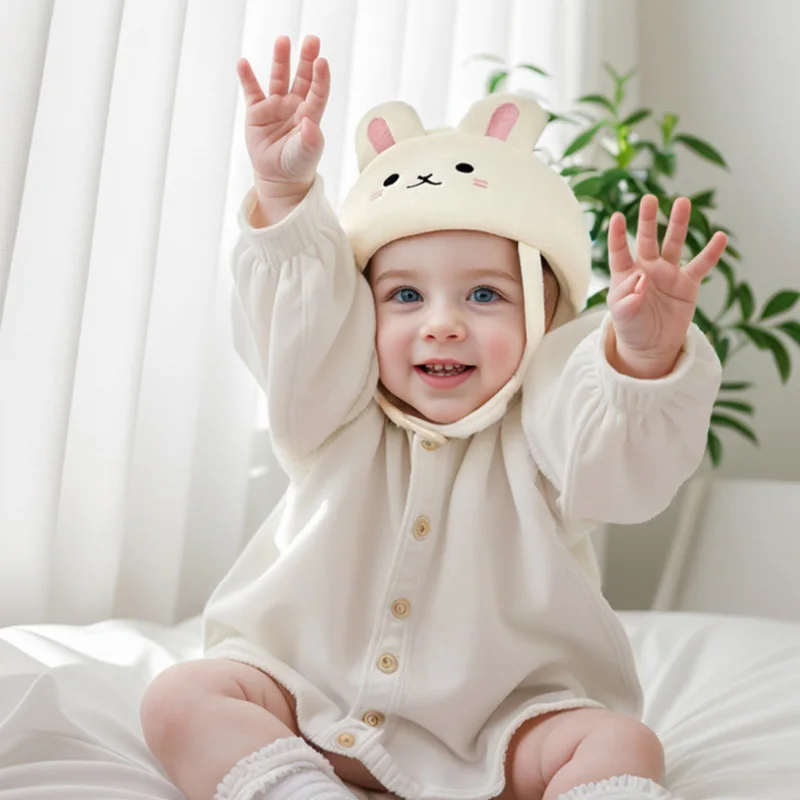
[0,0,637,628]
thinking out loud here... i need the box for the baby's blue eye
[470,287,499,303]
[394,288,422,303]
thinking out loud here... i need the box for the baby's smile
[414,361,476,389]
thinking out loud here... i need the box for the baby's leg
[140,658,369,800]
[503,708,673,800]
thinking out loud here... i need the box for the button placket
[355,434,444,733]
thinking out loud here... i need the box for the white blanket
[1,612,798,799]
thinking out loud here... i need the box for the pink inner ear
[485,103,519,140]
[367,117,396,154]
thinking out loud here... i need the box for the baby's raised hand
[236,35,330,216]
[605,195,728,379]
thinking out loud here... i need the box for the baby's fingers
[297,57,330,127]
[236,58,266,107]
[685,231,728,282]
[661,197,691,264]
[280,118,324,180]
[290,35,321,99]
[608,211,634,274]
[608,271,648,322]
[269,36,291,95]
[608,270,644,304]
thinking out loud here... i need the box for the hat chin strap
[516,243,546,376]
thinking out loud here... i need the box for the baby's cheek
[375,315,409,382]
[485,322,525,373]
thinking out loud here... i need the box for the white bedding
[0,612,798,799]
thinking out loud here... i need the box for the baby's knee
[595,715,665,780]
[140,658,266,759]
[140,660,212,756]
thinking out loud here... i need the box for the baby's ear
[457,92,549,151]
[355,101,426,171]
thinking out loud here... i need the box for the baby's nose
[421,311,466,341]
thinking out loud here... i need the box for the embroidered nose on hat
[408,173,442,187]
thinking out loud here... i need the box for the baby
[141,35,726,800]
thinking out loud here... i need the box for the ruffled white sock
[214,736,358,800]
[556,775,680,799]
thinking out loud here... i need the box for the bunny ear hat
[339,92,592,361]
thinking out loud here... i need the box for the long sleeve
[522,311,722,526]
[230,176,378,467]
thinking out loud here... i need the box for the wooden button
[377,653,398,673]
[391,598,410,618]
[336,732,355,748]
[362,710,385,727]
[412,516,430,540]
[420,439,439,451]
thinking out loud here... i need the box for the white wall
[604,0,800,609]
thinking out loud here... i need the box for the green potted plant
[476,56,800,467]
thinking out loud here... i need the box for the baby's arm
[522,311,720,524]
[231,37,377,467]
[522,196,725,524]
[230,180,378,468]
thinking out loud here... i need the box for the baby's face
[368,230,531,425]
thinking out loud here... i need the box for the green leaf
[674,133,729,168]
[715,259,737,312]
[563,122,604,157]
[726,242,742,260]
[768,337,792,383]
[621,108,651,127]
[720,381,753,392]
[714,399,754,415]
[656,195,673,222]
[690,189,716,208]
[776,320,800,347]
[549,112,579,125]
[586,287,609,309]
[577,94,617,116]
[660,113,680,142]
[561,166,598,178]
[653,150,676,177]
[736,284,755,320]
[632,140,658,156]
[710,413,759,444]
[689,206,712,239]
[737,324,792,382]
[759,290,800,320]
[683,229,703,257]
[714,337,730,365]
[736,323,773,348]
[516,62,549,78]
[693,305,716,336]
[487,70,508,94]
[466,53,505,65]
[706,428,723,467]
[643,175,668,197]
[571,175,607,199]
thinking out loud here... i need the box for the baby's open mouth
[416,363,475,375]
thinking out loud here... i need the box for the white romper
[202,178,722,800]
